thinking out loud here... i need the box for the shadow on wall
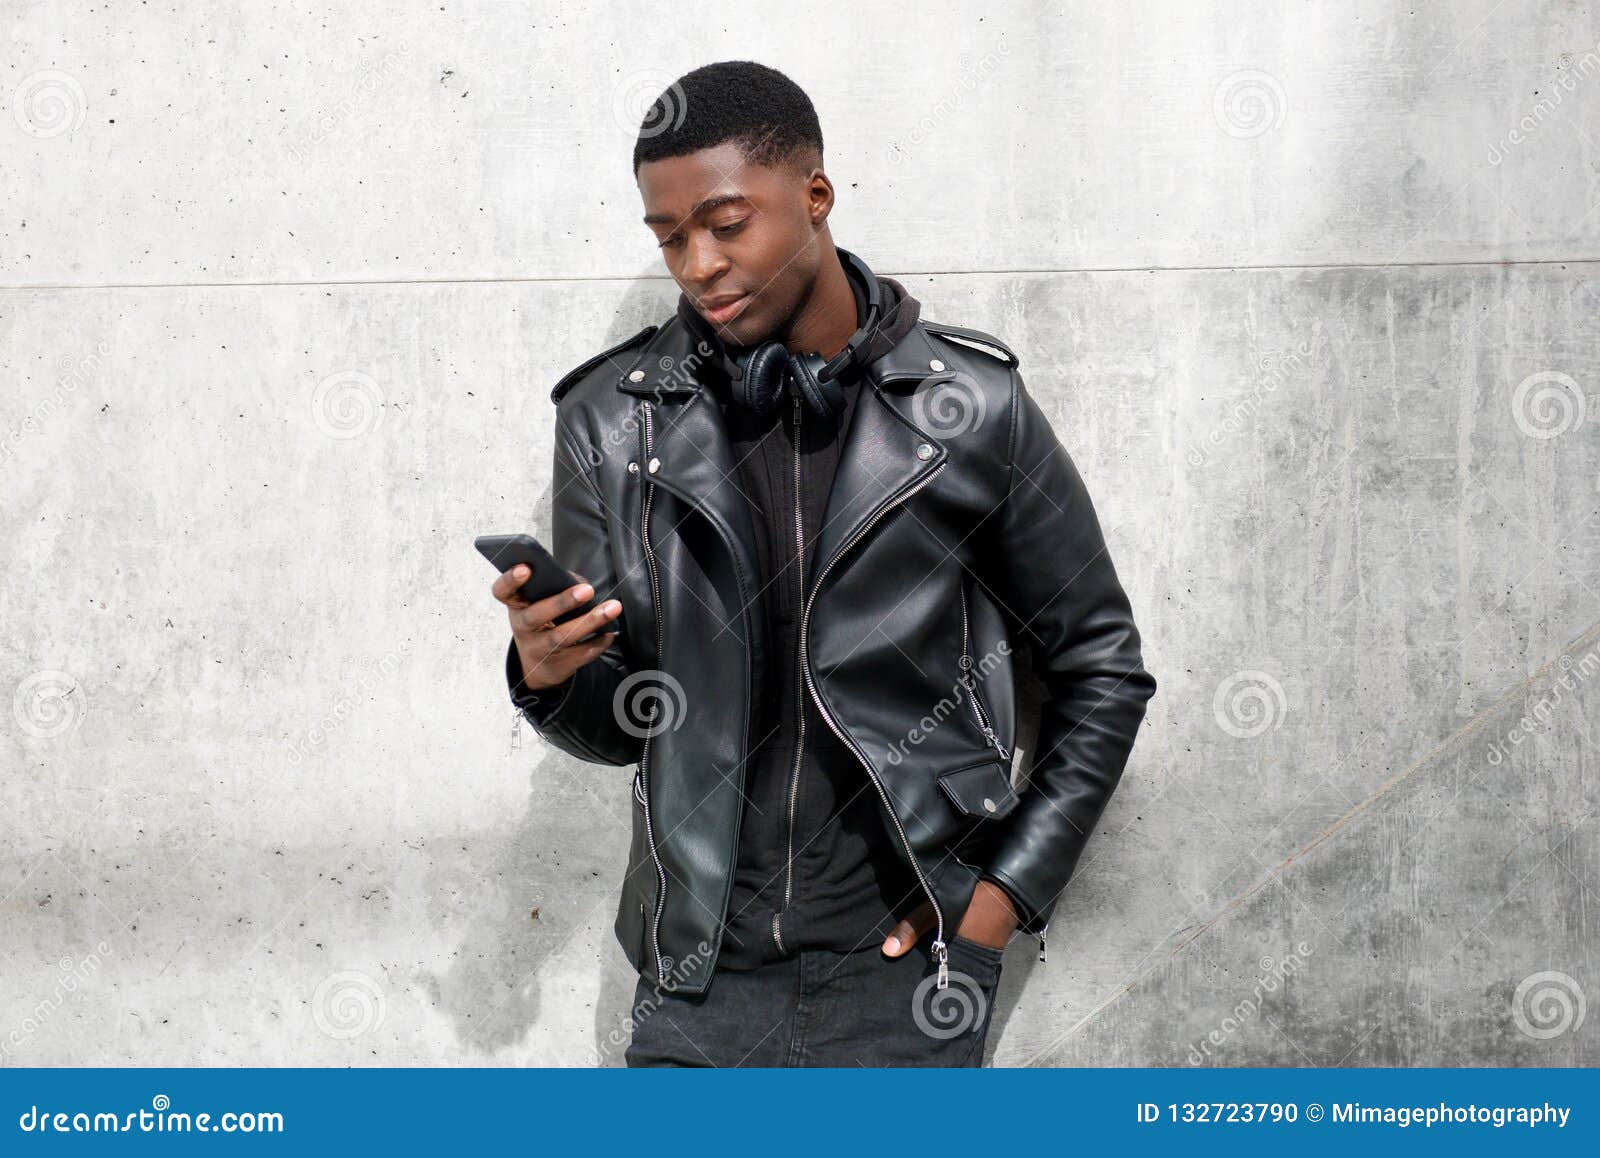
[419,271,677,1062]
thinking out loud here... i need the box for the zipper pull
[511,706,523,751]
[1037,929,1048,962]
[932,939,949,989]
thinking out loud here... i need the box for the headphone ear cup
[736,341,790,416]
[790,352,846,421]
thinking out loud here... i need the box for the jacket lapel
[808,324,948,585]
[615,322,763,596]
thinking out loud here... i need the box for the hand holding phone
[480,533,624,694]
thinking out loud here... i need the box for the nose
[681,232,729,290]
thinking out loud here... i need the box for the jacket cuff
[980,864,1057,935]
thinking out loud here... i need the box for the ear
[806,168,835,225]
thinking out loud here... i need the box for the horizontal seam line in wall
[2,256,1599,292]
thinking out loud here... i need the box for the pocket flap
[936,757,1019,819]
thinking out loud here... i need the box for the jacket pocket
[936,757,1020,820]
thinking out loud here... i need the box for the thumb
[881,901,934,957]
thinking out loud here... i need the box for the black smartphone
[475,533,607,628]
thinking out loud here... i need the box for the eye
[657,233,685,250]
[711,219,747,238]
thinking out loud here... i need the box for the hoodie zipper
[799,457,953,987]
[636,402,671,980]
[957,585,1011,763]
[773,391,806,955]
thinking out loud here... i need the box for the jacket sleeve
[504,408,645,768]
[973,366,1158,933]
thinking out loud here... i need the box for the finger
[492,564,539,608]
[882,900,935,956]
[530,627,618,686]
[882,918,919,957]
[545,598,623,649]
[509,580,596,629]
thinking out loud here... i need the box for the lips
[698,292,752,325]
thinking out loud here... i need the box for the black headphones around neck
[716,247,883,422]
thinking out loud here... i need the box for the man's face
[638,141,830,348]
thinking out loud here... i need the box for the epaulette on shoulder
[923,320,1019,368]
[550,324,658,404]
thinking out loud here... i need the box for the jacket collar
[611,310,951,591]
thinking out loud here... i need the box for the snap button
[915,442,935,460]
[929,358,946,372]
[659,955,674,972]
[982,797,997,813]
[627,369,646,382]
[627,461,639,473]
[647,456,660,473]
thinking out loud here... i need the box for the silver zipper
[774,391,806,952]
[799,458,953,987]
[636,402,670,981]
[957,585,1011,762]
[960,586,1034,960]
[1037,924,1049,962]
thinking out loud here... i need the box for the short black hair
[632,61,823,176]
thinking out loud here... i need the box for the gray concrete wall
[2,0,1596,1066]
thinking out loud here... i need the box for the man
[494,61,1157,1066]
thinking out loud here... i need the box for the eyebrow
[643,193,750,226]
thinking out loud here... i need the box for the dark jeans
[624,935,1005,1067]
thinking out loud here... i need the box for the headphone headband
[816,247,883,384]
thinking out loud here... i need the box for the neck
[779,243,857,360]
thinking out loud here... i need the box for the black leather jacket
[506,259,1158,994]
